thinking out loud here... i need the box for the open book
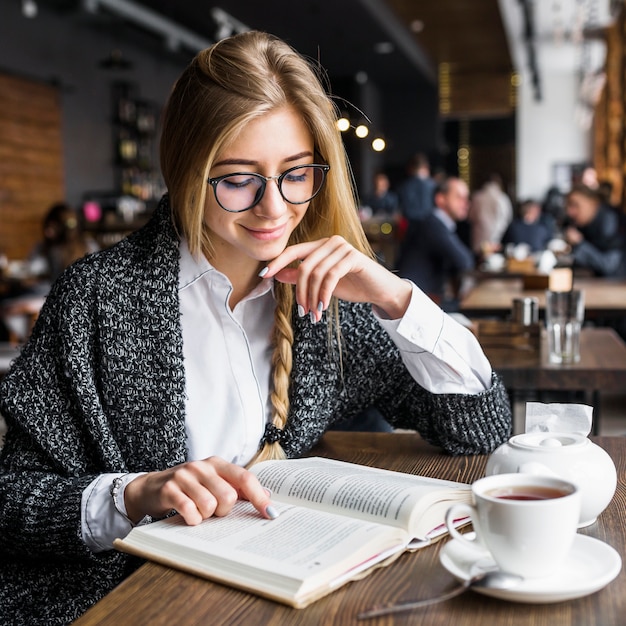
[114,457,471,608]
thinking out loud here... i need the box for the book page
[250,457,470,538]
[115,500,408,607]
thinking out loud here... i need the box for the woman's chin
[253,240,290,262]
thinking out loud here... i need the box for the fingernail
[317,301,324,313]
[266,505,279,520]
[258,266,269,278]
[309,311,316,324]
[264,488,272,498]
[297,304,306,318]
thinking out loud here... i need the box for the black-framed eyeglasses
[207,163,330,213]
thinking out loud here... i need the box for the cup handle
[445,503,484,551]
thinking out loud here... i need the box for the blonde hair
[160,31,373,462]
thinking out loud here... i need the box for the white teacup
[445,473,580,579]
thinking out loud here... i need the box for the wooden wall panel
[0,73,65,260]
[592,8,625,210]
[389,0,514,119]
[444,71,515,119]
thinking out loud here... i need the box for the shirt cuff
[81,472,148,553]
[375,281,492,394]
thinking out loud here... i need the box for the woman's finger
[301,241,358,320]
[260,239,330,277]
[126,457,276,525]
[293,237,353,316]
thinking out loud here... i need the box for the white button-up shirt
[178,239,275,465]
[82,239,491,551]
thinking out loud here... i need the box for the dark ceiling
[37,0,516,177]
[133,0,436,87]
[41,0,513,111]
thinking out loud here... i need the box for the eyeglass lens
[214,165,326,212]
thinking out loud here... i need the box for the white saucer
[440,533,622,603]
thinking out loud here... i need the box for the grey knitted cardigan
[0,196,512,625]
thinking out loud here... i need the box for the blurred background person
[359,171,402,270]
[396,177,474,312]
[501,199,553,252]
[1,203,98,345]
[30,202,98,284]
[580,165,599,189]
[597,178,619,211]
[542,185,566,232]
[564,184,626,277]
[397,153,436,224]
[469,172,513,258]
[361,171,399,218]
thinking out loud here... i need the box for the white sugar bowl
[485,432,617,527]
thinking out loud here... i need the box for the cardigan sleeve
[0,264,123,562]
[0,197,187,624]
[283,299,512,458]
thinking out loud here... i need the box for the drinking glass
[545,290,584,364]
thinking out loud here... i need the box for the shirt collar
[178,239,274,299]
[178,238,212,290]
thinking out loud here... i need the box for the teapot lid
[508,432,588,450]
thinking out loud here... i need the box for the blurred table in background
[461,277,626,320]
[477,325,626,434]
[0,274,42,300]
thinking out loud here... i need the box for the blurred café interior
[1,0,626,433]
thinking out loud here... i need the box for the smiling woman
[200,107,322,306]
[0,30,512,625]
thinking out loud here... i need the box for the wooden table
[74,432,625,626]
[481,327,626,435]
[460,277,626,319]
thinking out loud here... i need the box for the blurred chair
[0,343,21,376]
[0,342,21,450]
[0,296,44,345]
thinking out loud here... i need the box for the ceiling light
[374,41,394,54]
[22,0,38,18]
[355,124,369,139]
[336,117,350,132]
[372,137,386,152]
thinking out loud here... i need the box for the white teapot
[485,432,617,527]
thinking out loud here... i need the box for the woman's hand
[261,236,412,321]
[123,457,275,525]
